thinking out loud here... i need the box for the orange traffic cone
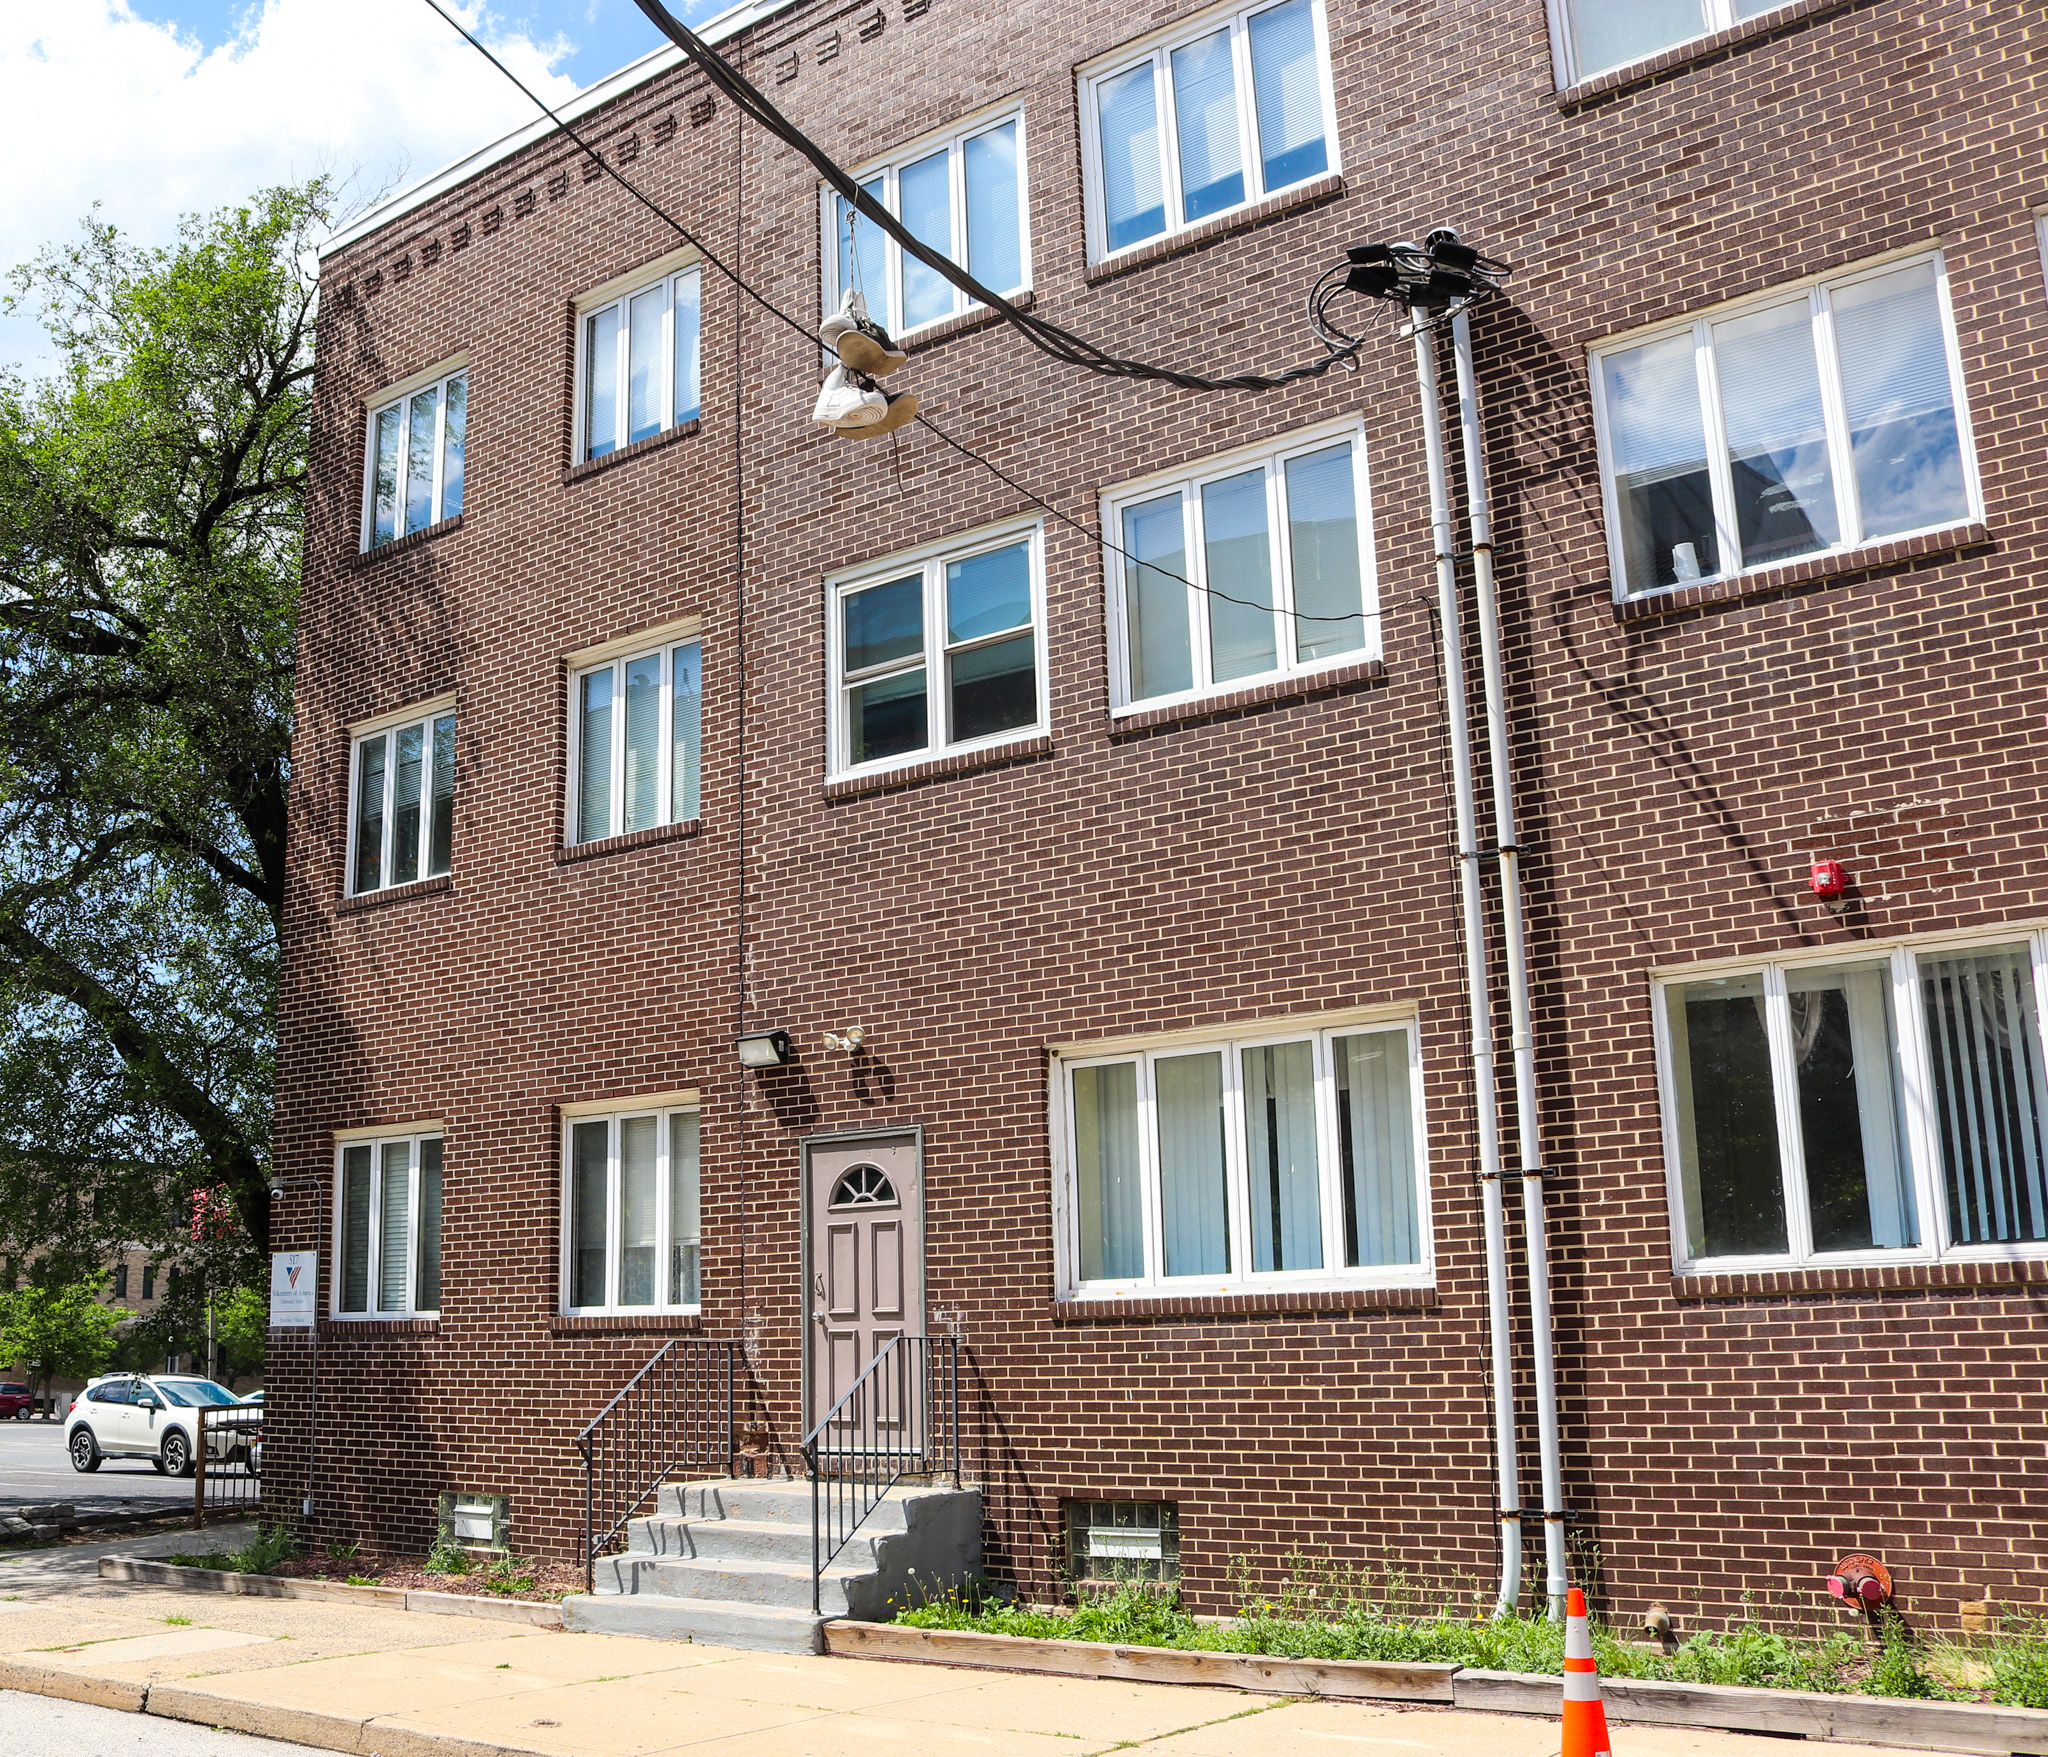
[1561,1586,1613,1757]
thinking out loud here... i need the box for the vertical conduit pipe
[1451,310,1567,1620]
[1412,325,1523,1620]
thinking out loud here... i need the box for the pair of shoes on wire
[813,366,917,437]
[820,289,907,376]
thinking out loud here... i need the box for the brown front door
[805,1130,924,1439]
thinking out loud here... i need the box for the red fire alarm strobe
[1810,859,1848,902]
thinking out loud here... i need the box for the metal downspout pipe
[1451,311,1567,1620]
[1411,326,1523,1620]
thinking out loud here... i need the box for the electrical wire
[629,0,1368,393]
[411,0,1379,625]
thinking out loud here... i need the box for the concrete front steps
[561,1476,981,1654]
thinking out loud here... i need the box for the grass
[894,1558,2048,1708]
[161,1613,192,1626]
[167,1523,299,1576]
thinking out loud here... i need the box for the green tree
[0,181,325,1276]
[0,1279,119,1408]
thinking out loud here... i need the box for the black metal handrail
[576,1338,737,1591]
[801,1333,959,1615]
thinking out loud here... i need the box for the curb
[95,1556,565,1627]
[824,1624,2048,1755]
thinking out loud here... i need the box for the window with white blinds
[336,1132,442,1318]
[1081,0,1338,263]
[1060,1018,1430,1297]
[1592,253,1977,601]
[1656,933,2048,1273]
[561,1108,701,1314]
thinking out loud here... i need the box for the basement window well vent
[1067,1500,1179,1587]
[438,1491,509,1557]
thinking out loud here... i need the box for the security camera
[267,1181,286,1200]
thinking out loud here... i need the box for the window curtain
[571,1120,610,1306]
[377,1141,411,1312]
[1156,1052,1230,1275]
[415,1138,443,1311]
[1335,1031,1419,1266]
[1074,1064,1142,1279]
[670,1111,701,1305]
[1243,1041,1322,1271]
[619,1115,658,1306]
[1921,946,2048,1245]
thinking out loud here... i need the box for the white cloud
[1,0,585,369]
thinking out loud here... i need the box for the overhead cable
[411,0,1376,624]
[628,0,1367,393]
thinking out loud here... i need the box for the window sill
[901,292,1035,355]
[1553,0,1865,109]
[321,1317,440,1336]
[551,1312,704,1334]
[1109,658,1386,736]
[562,418,702,484]
[337,874,452,914]
[556,818,702,864]
[1614,522,1990,623]
[825,733,1053,801]
[1673,1255,2048,1302]
[1085,173,1345,285]
[1050,1286,1435,1322]
[349,515,463,567]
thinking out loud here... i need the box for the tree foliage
[0,1279,119,1403]
[0,182,325,1279]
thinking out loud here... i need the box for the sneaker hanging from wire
[812,364,887,431]
[819,289,907,377]
[838,388,918,439]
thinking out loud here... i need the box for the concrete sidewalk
[0,1563,1955,1757]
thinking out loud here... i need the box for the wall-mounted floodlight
[736,1029,794,1069]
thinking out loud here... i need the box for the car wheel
[68,1428,102,1473]
[162,1430,193,1478]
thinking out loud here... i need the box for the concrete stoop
[561,1476,981,1654]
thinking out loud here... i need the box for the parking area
[0,1413,195,1515]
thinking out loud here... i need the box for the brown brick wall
[273,0,2048,1630]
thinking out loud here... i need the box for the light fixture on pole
[735,1029,794,1069]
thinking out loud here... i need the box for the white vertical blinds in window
[377,1142,411,1312]
[1922,946,2048,1246]
[1247,0,1327,191]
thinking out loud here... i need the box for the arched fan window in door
[829,1164,898,1208]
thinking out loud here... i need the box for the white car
[65,1374,255,1478]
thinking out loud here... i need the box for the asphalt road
[0,1412,195,1513]
[0,1691,326,1754]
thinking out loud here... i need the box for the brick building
[274,0,2048,1631]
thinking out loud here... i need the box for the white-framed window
[827,519,1046,777]
[1551,0,1803,87]
[1080,0,1338,263]
[578,262,702,462]
[336,1132,442,1318]
[1057,1017,1431,1298]
[561,1107,702,1314]
[350,705,456,896]
[365,367,466,549]
[826,109,1030,341]
[568,639,702,845]
[1103,420,1376,712]
[1655,929,2048,1274]
[1591,251,1978,602]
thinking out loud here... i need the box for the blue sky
[2,2,721,371]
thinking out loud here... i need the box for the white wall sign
[269,1250,317,1329]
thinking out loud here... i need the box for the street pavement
[1,1689,327,1754]
[0,1409,196,1515]
[0,1533,1963,1757]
